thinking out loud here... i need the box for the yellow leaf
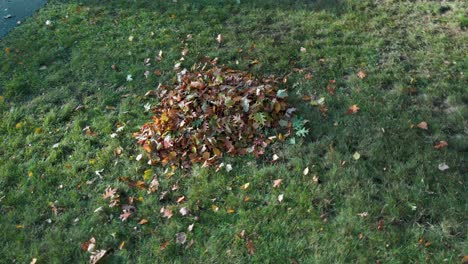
[16,225,24,229]
[0,96,4,102]
[213,148,222,157]
[15,122,23,129]
[211,205,219,212]
[143,169,153,181]
[139,219,149,225]
[34,128,43,134]
[227,208,235,214]
[28,171,33,177]
[137,196,144,202]
[240,182,250,190]
[119,241,126,250]
[88,159,96,165]
[353,152,361,160]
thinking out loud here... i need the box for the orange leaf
[246,239,255,255]
[345,105,360,115]
[434,140,448,149]
[139,219,149,225]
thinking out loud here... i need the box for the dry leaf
[216,34,223,44]
[300,47,306,53]
[438,163,449,171]
[240,182,250,190]
[119,211,132,222]
[346,105,360,115]
[176,196,186,203]
[272,154,279,162]
[377,219,384,231]
[278,194,284,203]
[180,207,188,216]
[90,249,108,264]
[303,167,309,176]
[161,207,173,219]
[139,219,149,225]
[119,241,125,250]
[102,187,117,199]
[246,239,255,255]
[158,241,169,251]
[417,121,428,130]
[357,70,366,79]
[188,223,195,232]
[148,177,159,194]
[176,232,187,245]
[434,141,448,149]
[30,258,37,264]
[273,179,282,188]
[357,212,368,217]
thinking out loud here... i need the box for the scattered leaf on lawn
[138,219,149,225]
[272,154,279,162]
[346,105,360,115]
[227,208,235,214]
[300,47,306,53]
[438,163,449,171]
[161,207,173,219]
[176,196,185,203]
[246,239,255,255]
[90,249,109,264]
[273,179,282,188]
[278,194,284,203]
[176,232,187,245]
[434,141,448,149]
[417,121,428,130]
[30,258,37,264]
[119,241,125,250]
[357,70,367,79]
[160,241,169,250]
[377,219,384,231]
[240,182,250,190]
[353,152,361,160]
[188,223,195,232]
[180,207,188,216]
[303,167,309,176]
[216,34,223,45]
[357,212,368,217]
[102,187,117,199]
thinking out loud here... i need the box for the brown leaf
[119,241,126,250]
[160,241,169,251]
[119,211,132,222]
[246,239,255,255]
[345,105,360,115]
[417,121,428,130]
[138,219,149,225]
[377,219,384,231]
[273,179,282,188]
[161,207,173,219]
[102,187,117,199]
[357,70,367,79]
[434,140,448,149]
[176,196,186,203]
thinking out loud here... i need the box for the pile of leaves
[134,65,301,169]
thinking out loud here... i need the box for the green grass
[1,0,467,263]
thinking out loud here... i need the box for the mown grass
[0,0,466,263]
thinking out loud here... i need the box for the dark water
[0,0,47,38]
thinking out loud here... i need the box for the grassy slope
[0,0,466,263]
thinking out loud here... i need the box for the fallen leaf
[353,152,361,160]
[176,196,186,203]
[278,194,284,203]
[434,141,448,149]
[119,241,125,250]
[180,207,188,216]
[377,219,384,231]
[438,163,449,171]
[30,258,37,264]
[119,211,132,221]
[90,249,108,264]
[188,223,195,232]
[300,47,307,53]
[246,239,255,255]
[176,232,187,245]
[357,70,367,79]
[240,182,250,190]
[273,179,282,188]
[303,167,309,176]
[227,208,235,214]
[357,212,368,217]
[216,34,223,45]
[417,121,428,130]
[102,187,117,199]
[138,219,149,225]
[346,105,360,115]
[272,154,279,162]
[160,241,169,250]
[161,207,173,218]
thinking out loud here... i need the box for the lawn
[0,0,467,263]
